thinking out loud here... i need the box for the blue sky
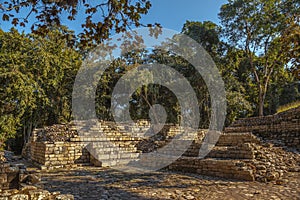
[0,0,227,33]
[140,0,227,31]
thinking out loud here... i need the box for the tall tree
[219,0,300,116]
[0,29,36,147]
[181,20,252,125]
[0,28,81,149]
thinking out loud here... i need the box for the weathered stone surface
[9,194,28,200]
[24,120,154,170]
[0,188,74,200]
[27,189,50,200]
[225,106,300,150]
[0,153,6,163]
[22,117,300,183]
[41,166,300,200]
[55,194,74,200]
[0,162,19,190]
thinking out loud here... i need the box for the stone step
[123,153,179,171]
[90,153,140,167]
[78,133,142,139]
[216,132,260,146]
[128,153,254,181]
[91,152,140,160]
[89,147,138,153]
[89,143,140,158]
[205,145,254,159]
[168,157,254,181]
[89,142,137,148]
[181,142,255,159]
[96,159,140,167]
[70,137,142,142]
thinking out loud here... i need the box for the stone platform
[22,107,300,182]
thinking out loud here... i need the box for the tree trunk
[258,86,264,117]
[258,80,269,117]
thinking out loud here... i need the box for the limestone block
[8,194,28,200]
[55,194,74,200]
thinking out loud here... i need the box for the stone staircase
[71,120,150,167]
[25,119,299,181]
[73,121,266,181]
[72,120,197,169]
[134,132,259,181]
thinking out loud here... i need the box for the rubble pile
[0,187,74,200]
[36,124,78,142]
[136,125,176,153]
[248,143,300,182]
[0,151,74,199]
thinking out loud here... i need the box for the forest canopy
[0,0,299,150]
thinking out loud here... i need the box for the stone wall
[22,117,300,182]
[169,157,255,181]
[163,132,300,182]
[24,120,153,170]
[30,142,90,170]
[0,150,74,199]
[225,106,300,150]
[22,126,91,170]
[0,163,19,190]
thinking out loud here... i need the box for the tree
[181,21,221,56]
[219,0,300,116]
[0,28,81,150]
[218,46,254,123]
[280,15,300,69]
[0,29,36,147]
[181,20,253,125]
[0,0,159,46]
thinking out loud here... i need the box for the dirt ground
[41,166,300,200]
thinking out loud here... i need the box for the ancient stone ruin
[0,151,74,199]
[226,106,300,150]
[1,106,299,199]
[20,106,300,183]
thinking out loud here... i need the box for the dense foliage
[0,28,82,149]
[0,0,299,150]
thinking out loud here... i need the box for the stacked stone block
[26,120,155,170]
[225,106,300,150]
[168,157,254,181]
[137,132,258,181]
[0,163,18,190]
[32,142,90,170]
[23,114,300,182]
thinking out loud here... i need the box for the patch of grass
[276,100,300,113]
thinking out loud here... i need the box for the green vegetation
[0,0,299,151]
[0,27,82,150]
[276,101,300,114]
[0,0,157,47]
[219,0,300,116]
